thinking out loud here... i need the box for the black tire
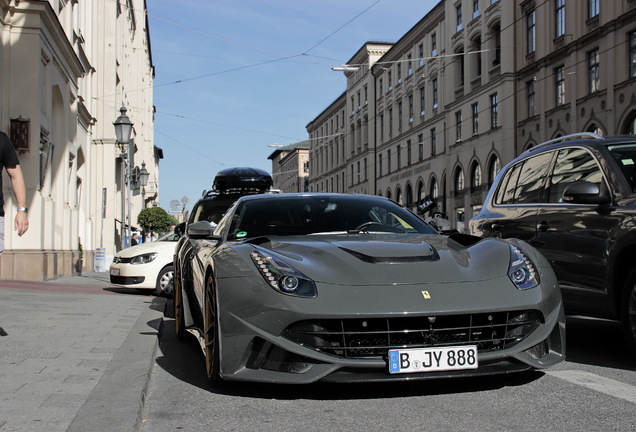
[173,265,188,342]
[621,268,636,356]
[204,273,223,387]
[155,265,174,297]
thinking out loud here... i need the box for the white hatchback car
[109,231,178,296]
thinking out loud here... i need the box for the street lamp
[113,105,134,249]
[137,161,150,209]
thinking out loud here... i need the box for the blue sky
[147,0,437,212]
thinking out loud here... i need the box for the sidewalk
[0,271,166,432]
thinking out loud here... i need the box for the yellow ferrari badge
[421,291,431,299]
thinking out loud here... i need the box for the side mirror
[186,220,222,240]
[562,181,610,205]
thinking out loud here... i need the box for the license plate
[110,268,120,276]
[388,345,478,374]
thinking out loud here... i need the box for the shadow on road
[564,315,635,370]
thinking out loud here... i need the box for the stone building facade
[0,0,157,280]
[307,0,636,233]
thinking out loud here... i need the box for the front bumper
[209,270,566,384]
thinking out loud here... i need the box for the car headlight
[508,245,540,290]
[130,252,158,265]
[250,249,317,298]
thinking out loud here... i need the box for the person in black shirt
[0,131,28,254]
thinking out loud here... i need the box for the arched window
[417,180,425,202]
[406,184,413,208]
[624,112,636,135]
[471,162,482,188]
[430,177,438,199]
[396,187,403,205]
[588,124,604,135]
[386,188,392,200]
[454,167,465,192]
[488,156,500,185]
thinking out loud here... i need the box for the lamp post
[139,161,149,209]
[113,105,133,249]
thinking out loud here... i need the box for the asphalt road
[140,303,636,432]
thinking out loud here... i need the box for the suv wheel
[621,268,636,356]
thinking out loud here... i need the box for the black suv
[173,167,272,321]
[470,133,636,354]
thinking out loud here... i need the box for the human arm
[6,165,28,236]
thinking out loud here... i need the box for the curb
[66,296,166,432]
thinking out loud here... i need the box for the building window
[555,0,565,38]
[527,80,535,118]
[630,32,636,78]
[379,78,383,95]
[527,10,536,54]
[589,0,599,19]
[388,70,393,90]
[397,63,402,83]
[407,54,413,75]
[555,66,565,106]
[488,156,501,186]
[456,5,463,32]
[455,167,465,192]
[380,114,384,141]
[419,44,424,67]
[588,49,600,94]
[432,33,437,57]
[389,108,393,136]
[471,162,482,188]
[472,103,479,135]
[351,96,355,115]
[357,161,361,183]
[364,85,368,105]
[473,0,479,19]
[432,78,438,109]
[490,93,498,129]
[455,111,462,142]
[397,145,402,170]
[387,150,392,174]
[378,153,383,176]
[420,87,425,116]
[418,134,424,161]
[408,95,414,122]
[398,102,403,130]
[431,128,436,156]
[407,140,412,165]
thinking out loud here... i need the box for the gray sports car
[174,193,565,385]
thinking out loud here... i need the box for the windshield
[157,231,179,242]
[227,195,437,240]
[608,143,636,192]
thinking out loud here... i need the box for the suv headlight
[130,252,158,265]
[508,245,540,290]
[250,249,317,298]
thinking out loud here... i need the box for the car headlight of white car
[130,252,158,265]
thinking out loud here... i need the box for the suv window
[607,143,636,192]
[547,147,604,203]
[494,152,552,204]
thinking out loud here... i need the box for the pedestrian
[131,232,141,246]
[0,131,28,254]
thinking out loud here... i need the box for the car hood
[240,234,513,286]
[115,240,176,258]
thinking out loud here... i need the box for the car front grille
[282,311,542,359]
[112,256,133,264]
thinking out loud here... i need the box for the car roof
[522,133,636,157]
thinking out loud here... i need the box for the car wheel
[621,268,636,356]
[173,266,188,342]
[204,273,223,386]
[155,265,174,297]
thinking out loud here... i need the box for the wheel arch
[611,243,636,315]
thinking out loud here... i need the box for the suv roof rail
[524,132,605,154]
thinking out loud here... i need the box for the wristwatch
[17,207,28,213]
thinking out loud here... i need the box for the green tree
[137,207,172,234]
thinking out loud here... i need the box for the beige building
[307,0,636,232]
[0,0,158,280]
[268,141,310,193]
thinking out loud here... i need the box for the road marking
[547,370,636,404]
